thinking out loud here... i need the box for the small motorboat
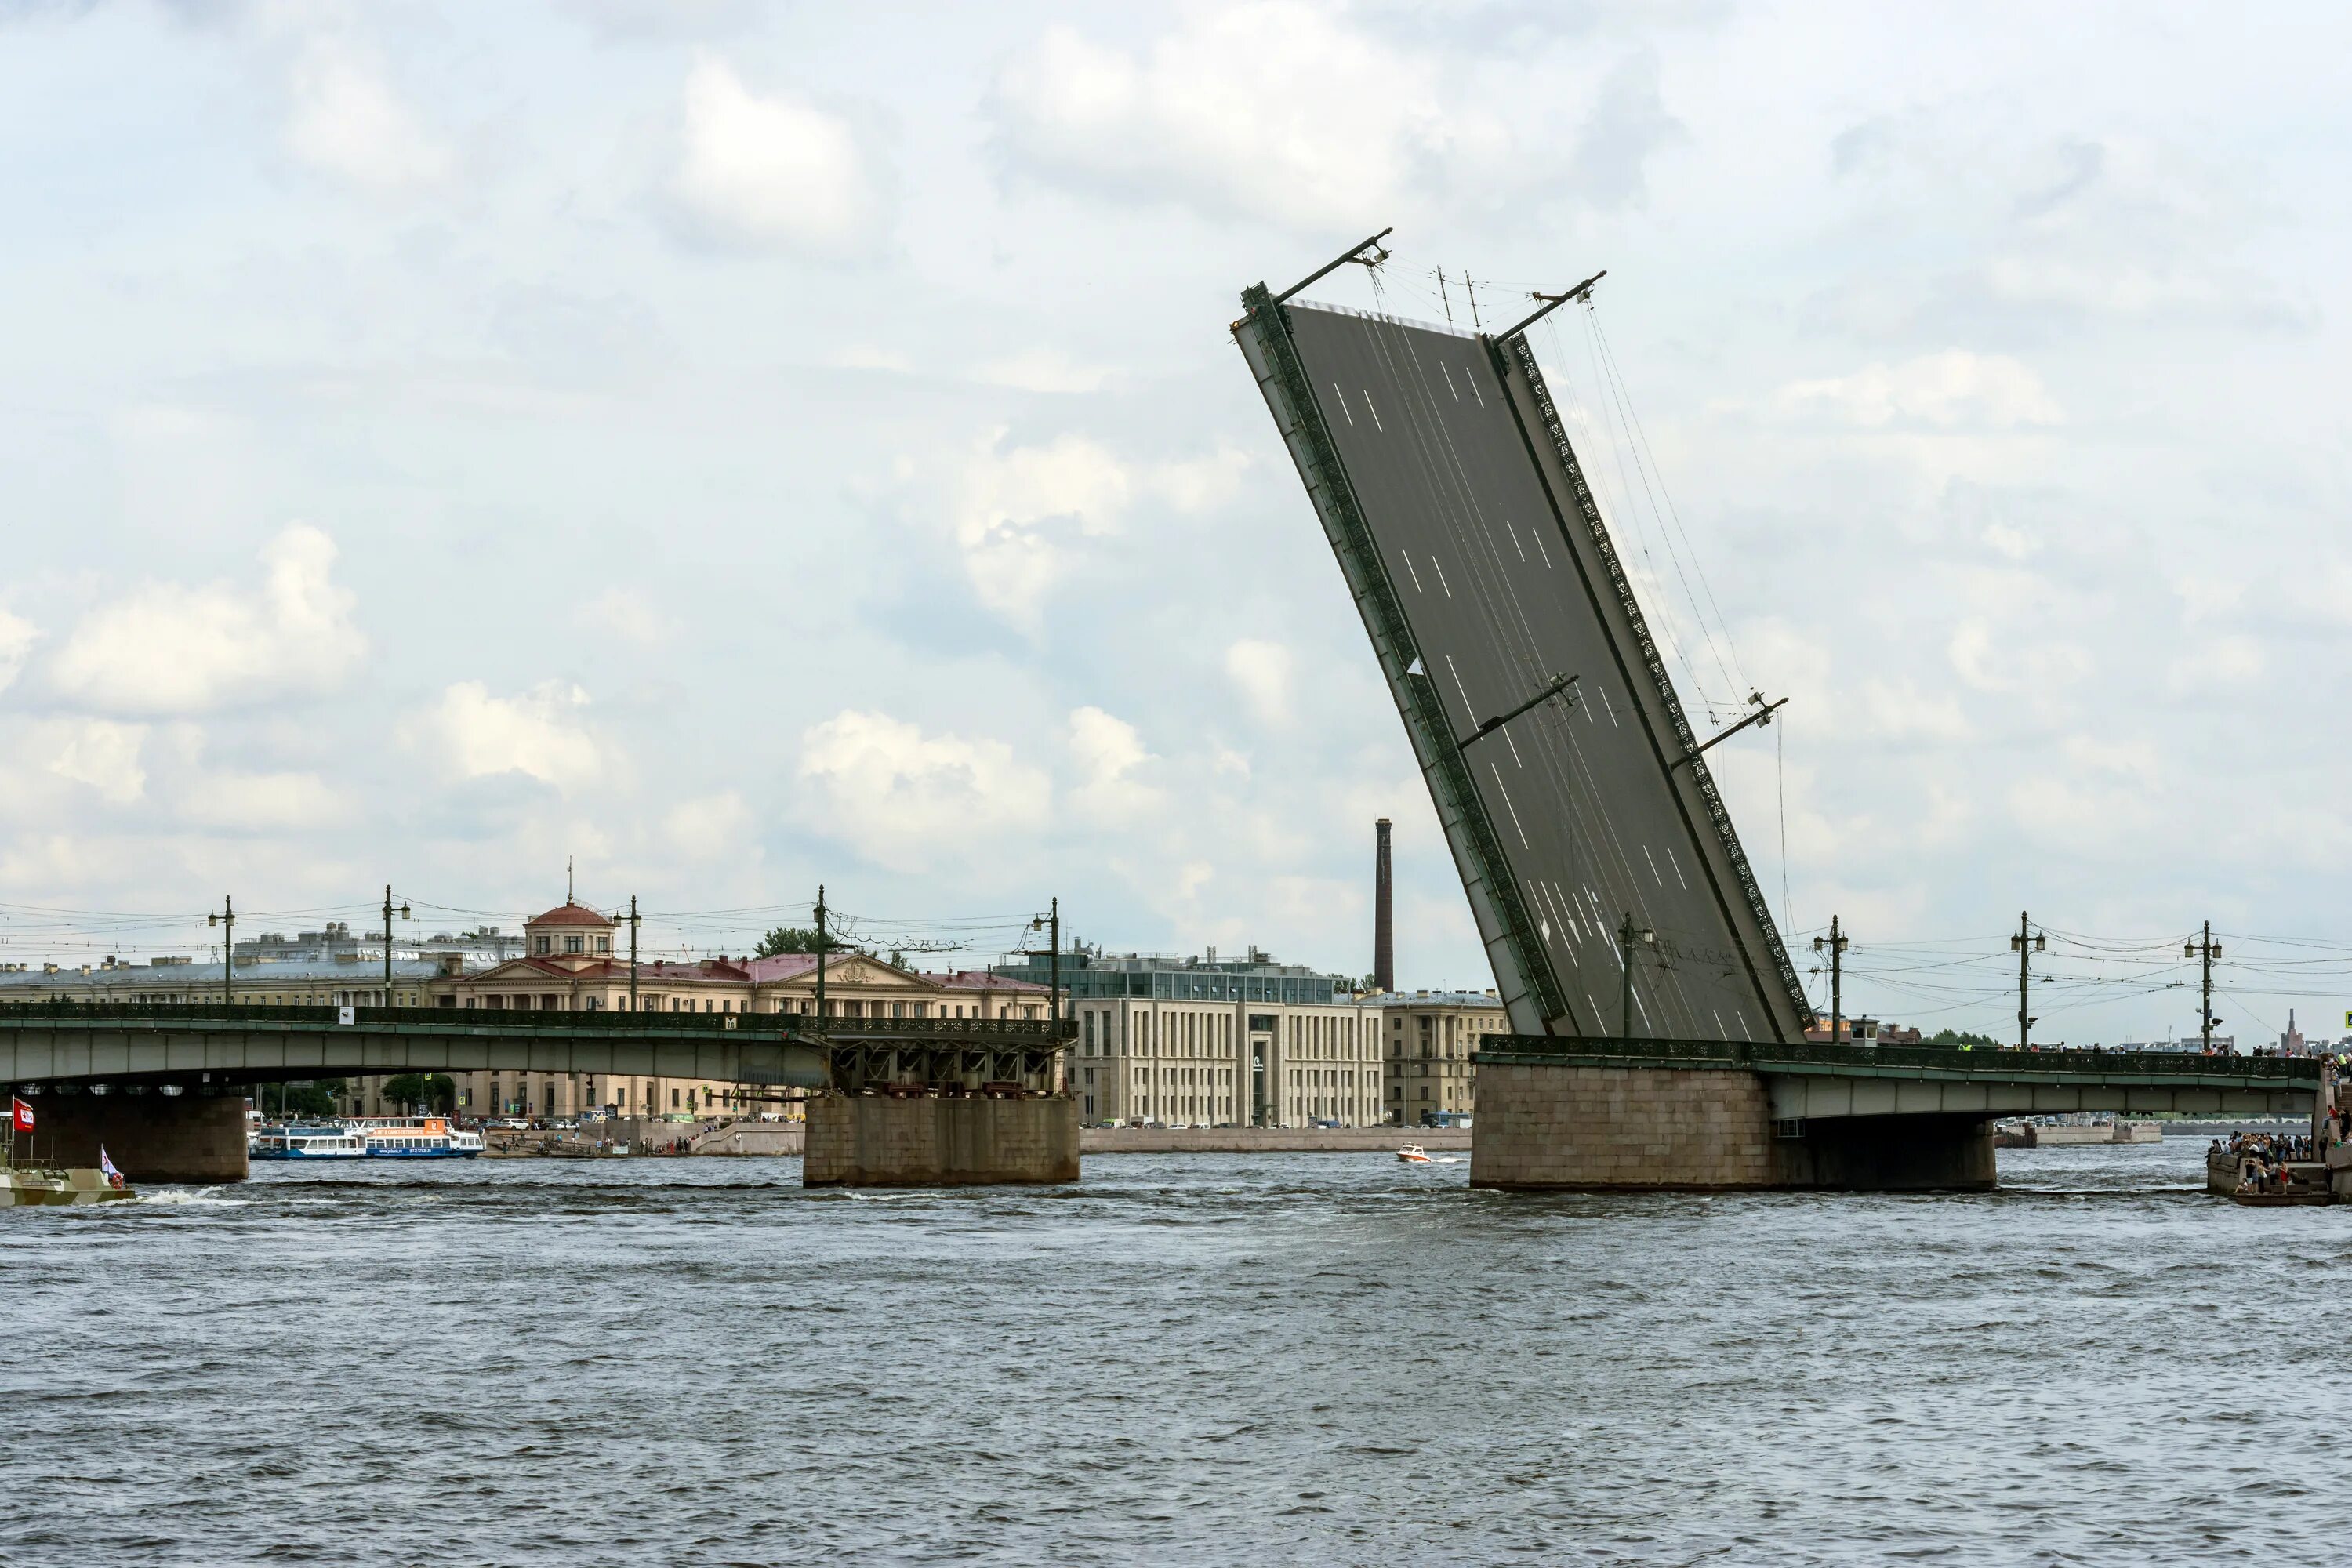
[1396,1142,1432,1163]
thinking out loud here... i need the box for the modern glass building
[988,947,1354,1006]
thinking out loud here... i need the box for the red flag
[10,1096,32,1132]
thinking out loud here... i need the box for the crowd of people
[2215,1128,2323,1194]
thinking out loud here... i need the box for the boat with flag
[3,1096,136,1206]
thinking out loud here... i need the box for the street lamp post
[381,884,411,1009]
[205,895,235,1005]
[1615,913,1654,1039]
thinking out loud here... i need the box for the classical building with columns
[393,901,1048,1123]
[1004,948,1382,1127]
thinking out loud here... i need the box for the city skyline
[2,3,2349,1044]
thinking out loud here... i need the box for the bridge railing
[0,1000,1075,1044]
[1475,1033,2325,1081]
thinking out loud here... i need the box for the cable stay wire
[1584,303,1751,709]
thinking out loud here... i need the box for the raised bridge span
[1233,243,2332,1190]
[1,1004,1074,1185]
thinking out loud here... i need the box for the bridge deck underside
[1479,1038,2320,1120]
[1766,1076,2309,1120]
[1279,304,1787,1042]
[1,1012,1075,1091]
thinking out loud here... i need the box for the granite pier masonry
[1472,1037,2324,1192]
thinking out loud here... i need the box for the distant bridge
[0,1003,1073,1095]
[1476,1037,2322,1120]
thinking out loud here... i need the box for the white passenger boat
[251,1124,368,1160]
[1396,1142,1432,1163]
[362,1116,484,1160]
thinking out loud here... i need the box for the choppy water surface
[2,1139,2342,1565]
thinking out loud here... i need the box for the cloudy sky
[2,0,2347,1044]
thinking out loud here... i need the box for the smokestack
[1374,818,1394,993]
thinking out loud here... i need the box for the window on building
[670,1087,680,1109]
[535,936,551,956]
[564,935,583,955]
[595,937,611,954]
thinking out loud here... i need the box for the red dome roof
[527,902,615,927]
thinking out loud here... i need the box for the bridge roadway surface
[0,1004,1073,1092]
[1474,1036,2323,1119]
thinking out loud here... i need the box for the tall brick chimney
[1374,818,1394,993]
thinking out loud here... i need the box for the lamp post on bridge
[381,884,410,1010]
[2186,923,2222,1053]
[1615,913,1654,1040]
[1813,916,1849,1045]
[2011,912,2045,1050]
[205,895,234,1006]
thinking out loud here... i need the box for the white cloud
[285,38,454,192]
[179,770,344,831]
[49,526,366,715]
[666,790,753,861]
[1068,706,1163,825]
[670,56,886,256]
[947,434,1250,627]
[798,710,1048,871]
[408,681,602,792]
[0,610,35,693]
[952,430,1134,626]
[42,719,147,805]
[1224,638,1294,727]
[989,6,1675,230]
[1773,351,2063,430]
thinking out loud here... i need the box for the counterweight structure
[1234,279,1810,1044]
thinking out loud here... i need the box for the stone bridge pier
[1471,1043,2322,1192]
[26,1087,250,1185]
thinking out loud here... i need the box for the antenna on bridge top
[1495,270,1608,341]
[1273,227,1395,304]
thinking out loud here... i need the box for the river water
[2,1138,2343,1566]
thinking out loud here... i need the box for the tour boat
[250,1124,368,1160]
[1396,1142,1432,1163]
[362,1117,485,1160]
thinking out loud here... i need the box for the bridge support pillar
[1472,1062,1993,1192]
[25,1087,249,1185]
[804,1094,1079,1187]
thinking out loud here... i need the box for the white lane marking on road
[1534,528,1552,568]
[1550,882,1582,943]
[1490,762,1531,849]
[1508,522,1525,562]
[1596,685,1620,728]
[1635,992,1653,1032]
[1334,383,1353,426]
[1586,992,1603,1027]
[1400,552,1425,593]
[1503,728,1523,768]
[1431,557,1452,598]
[1444,655,1475,722]
[1735,1009,1751,1041]
[1664,844,1688,891]
[1466,368,1483,408]
[1642,844,1664,887]
[1441,362,1460,402]
[1711,1008,1726,1040]
[1363,390,1383,431]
